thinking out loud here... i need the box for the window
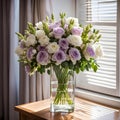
[76,0,120,97]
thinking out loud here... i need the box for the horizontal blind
[76,0,118,96]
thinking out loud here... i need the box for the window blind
[76,0,119,97]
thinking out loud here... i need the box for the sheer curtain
[19,0,52,103]
[0,0,52,120]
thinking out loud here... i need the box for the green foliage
[42,22,50,35]
[60,12,66,19]
[37,65,45,74]
[16,32,24,40]
[81,24,101,44]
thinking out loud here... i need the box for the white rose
[38,35,49,46]
[36,30,45,39]
[36,21,43,29]
[67,35,83,46]
[47,42,60,53]
[95,45,104,58]
[15,46,24,56]
[66,17,79,27]
[26,34,36,47]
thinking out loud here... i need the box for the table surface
[15,97,120,120]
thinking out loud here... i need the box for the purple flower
[37,45,46,51]
[49,21,61,30]
[36,51,49,65]
[27,47,36,60]
[71,27,83,36]
[59,38,69,50]
[86,46,95,57]
[69,48,81,64]
[52,50,66,64]
[25,65,31,73]
[53,27,65,39]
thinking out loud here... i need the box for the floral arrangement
[15,13,103,75]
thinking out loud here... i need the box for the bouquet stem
[50,65,75,112]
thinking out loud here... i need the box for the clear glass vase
[50,65,75,112]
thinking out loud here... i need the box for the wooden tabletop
[15,97,120,120]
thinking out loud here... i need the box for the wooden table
[15,98,120,120]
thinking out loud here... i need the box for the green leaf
[93,65,98,72]
[47,69,51,75]
[68,62,74,69]
[75,67,80,74]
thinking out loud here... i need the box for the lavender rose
[69,48,81,64]
[37,45,46,51]
[27,47,36,60]
[59,38,69,50]
[49,21,61,30]
[53,27,65,39]
[86,46,95,57]
[71,27,83,36]
[84,45,95,60]
[36,51,49,65]
[52,50,66,64]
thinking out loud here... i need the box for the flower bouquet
[15,13,103,112]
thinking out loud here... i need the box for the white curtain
[19,0,53,104]
[10,0,52,119]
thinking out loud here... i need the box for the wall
[50,0,75,20]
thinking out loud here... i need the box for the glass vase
[50,65,75,112]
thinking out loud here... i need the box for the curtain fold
[19,0,52,104]
[0,0,52,119]
[0,0,11,120]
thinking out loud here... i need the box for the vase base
[50,104,74,113]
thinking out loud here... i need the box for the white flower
[95,45,104,58]
[15,46,24,56]
[32,49,37,54]
[67,35,83,46]
[66,17,79,27]
[47,42,60,53]
[35,21,43,29]
[36,30,45,39]
[26,34,36,47]
[38,36,49,46]
[49,32,54,37]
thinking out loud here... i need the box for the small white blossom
[36,21,43,29]
[32,49,37,54]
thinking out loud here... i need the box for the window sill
[75,88,120,109]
